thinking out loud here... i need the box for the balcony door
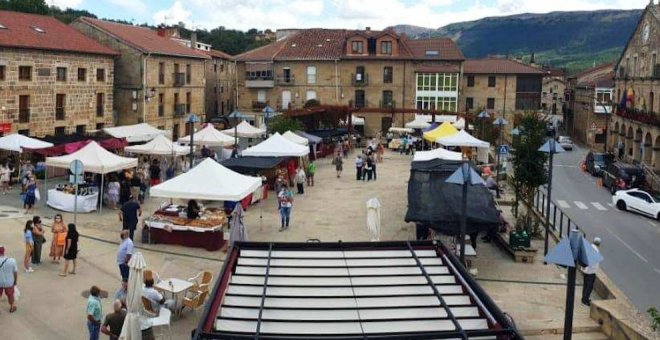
[355,90,365,108]
[356,66,365,82]
[283,68,291,82]
[282,90,291,109]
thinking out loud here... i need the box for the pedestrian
[295,167,306,194]
[49,214,67,263]
[581,237,601,306]
[287,159,297,187]
[113,279,128,309]
[333,152,343,178]
[101,299,126,340]
[149,159,161,186]
[118,195,142,240]
[31,216,45,266]
[400,135,408,155]
[86,285,103,340]
[23,221,34,273]
[307,160,316,186]
[364,155,374,181]
[60,223,79,276]
[371,154,377,180]
[0,245,18,313]
[278,185,293,231]
[0,162,10,194]
[106,175,120,210]
[130,172,142,204]
[116,230,133,282]
[376,143,384,163]
[354,154,363,180]
[23,174,37,215]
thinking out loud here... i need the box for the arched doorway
[643,132,652,165]
[626,126,634,158]
[634,128,643,161]
[654,136,660,171]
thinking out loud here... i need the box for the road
[550,144,660,312]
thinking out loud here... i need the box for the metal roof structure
[193,241,521,339]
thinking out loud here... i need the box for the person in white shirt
[581,237,601,306]
[142,278,174,312]
[295,167,306,195]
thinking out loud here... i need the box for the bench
[494,231,538,263]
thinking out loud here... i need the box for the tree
[0,0,48,14]
[268,116,304,134]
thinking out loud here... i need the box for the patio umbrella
[229,204,248,247]
[367,198,381,241]
[120,252,147,340]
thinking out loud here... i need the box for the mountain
[391,10,643,73]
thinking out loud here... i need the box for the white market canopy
[150,158,262,201]
[405,118,430,129]
[242,132,309,157]
[103,123,168,143]
[124,134,190,156]
[436,130,490,148]
[178,124,236,147]
[0,133,53,153]
[413,148,463,162]
[282,131,309,146]
[221,121,266,138]
[414,114,457,123]
[389,127,414,133]
[45,141,138,174]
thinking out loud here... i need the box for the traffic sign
[70,159,84,175]
[498,145,509,155]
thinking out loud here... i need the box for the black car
[601,162,645,193]
[585,152,614,176]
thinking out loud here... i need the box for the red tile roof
[577,70,615,88]
[235,29,463,62]
[415,63,461,73]
[463,59,544,74]
[571,63,613,79]
[76,17,209,59]
[203,49,233,60]
[0,10,117,56]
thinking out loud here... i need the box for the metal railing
[351,73,369,86]
[531,189,586,239]
[276,75,295,86]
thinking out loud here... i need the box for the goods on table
[55,183,97,196]
[151,205,227,229]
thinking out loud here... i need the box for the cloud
[104,0,148,14]
[51,0,84,8]
[153,1,192,26]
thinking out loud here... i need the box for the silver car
[557,136,573,150]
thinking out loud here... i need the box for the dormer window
[381,41,392,55]
[31,26,45,33]
[351,41,363,54]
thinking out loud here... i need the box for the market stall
[436,129,490,164]
[294,131,322,159]
[242,132,309,157]
[422,121,459,143]
[178,124,236,147]
[148,158,262,250]
[413,148,463,162]
[103,123,168,143]
[220,121,266,138]
[282,130,309,146]
[45,141,138,213]
[47,184,98,213]
[0,133,54,153]
[387,127,414,150]
[124,134,190,156]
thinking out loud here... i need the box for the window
[186,64,191,84]
[487,98,495,109]
[382,90,393,108]
[467,75,474,87]
[351,41,363,54]
[354,90,365,108]
[96,68,105,82]
[76,125,86,135]
[257,90,266,103]
[95,123,105,130]
[306,66,316,84]
[466,97,474,110]
[54,127,66,137]
[652,53,658,77]
[381,41,392,55]
[19,66,32,81]
[633,56,638,77]
[415,73,458,92]
[56,94,66,120]
[186,92,191,113]
[19,95,30,123]
[0,65,5,81]
[626,57,630,76]
[488,76,496,87]
[306,90,317,101]
[383,66,393,83]
[158,93,164,117]
[158,62,164,84]
[18,129,29,136]
[96,93,104,117]
[355,66,366,83]
[56,67,67,81]
[77,68,86,81]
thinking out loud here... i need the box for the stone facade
[541,77,566,115]
[611,2,660,170]
[461,74,519,115]
[205,57,236,120]
[0,49,114,137]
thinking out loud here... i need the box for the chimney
[365,26,371,32]
[157,25,166,37]
[191,32,197,50]
[530,52,536,67]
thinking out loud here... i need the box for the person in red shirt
[287,159,297,187]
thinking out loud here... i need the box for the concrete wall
[0,48,114,137]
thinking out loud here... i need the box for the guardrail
[531,189,587,240]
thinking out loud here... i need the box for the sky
[51,0,651,31]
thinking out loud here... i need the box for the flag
[627,88,635,108]
[619,90,627,109]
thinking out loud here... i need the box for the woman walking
[49,214,67,263]
[23,221,34,272]
[60,223,79,276]
[106,175,120,210]
[23,174,37,215]
[278,185,293,231]
[31,216,45,266]
[355,154,364,180]
[333,152,343,178]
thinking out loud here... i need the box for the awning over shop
[178,124,236,147]
[29,138,128,156]
[413,148,463,162]
[221,121,266,138]
[436,130,490,148]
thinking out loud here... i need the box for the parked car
[612,188,660,220]
[601,162,645,194]
[556,136,573,150]
[585,152,614,176]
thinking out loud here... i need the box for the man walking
[278,185,293,231]
[0,245,18,313]
[101,300,126,340]
[118,195,141,240]
[295,167,306,194]
[307,161,316,187]
[581,237,601,306]
[86,285,103,340]
[116,231,133,282]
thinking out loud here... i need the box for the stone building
[233,28,464,137]
[71,18,210,140]
[611,0,660,171]
[540,67,566,115]
[0,11,117,137]
[566,63,614,148]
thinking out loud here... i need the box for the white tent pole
[44,165,48,207]
[99,174,104,214]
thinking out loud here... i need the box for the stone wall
[205,57,235,119]
[0,48,114,137]
[461,74,519,116]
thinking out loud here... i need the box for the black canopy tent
[405,159,500,235]
[220,156,287,175]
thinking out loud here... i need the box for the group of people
[21,214,79,276]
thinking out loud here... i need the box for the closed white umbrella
[120,252,147,340]
[229,204,248,247]
[366,198,381,241]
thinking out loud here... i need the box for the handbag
[57,232,67,246]
[35,188,41,201]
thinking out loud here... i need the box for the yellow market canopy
[422,121,459,143]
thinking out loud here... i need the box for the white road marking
[573,201,589,210]
[607,203,614,207]
[648,220,658,227]
[655,268,660,275]
[557,200,571,209]
[591,202,607,211]
[603,226,649,263]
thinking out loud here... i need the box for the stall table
[144,207,227,251]
[47,189,99,213]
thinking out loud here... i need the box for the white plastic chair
[148,307,172,340]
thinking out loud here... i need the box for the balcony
[351,99,367,109]
[56,107,65,121]
[19,109,30,123]
[379,100,396,109]
[351,73,369,86]
[616,107,660,127]
[245,75,274,88]
[252,101,268,110]
[173,73,186,87]
[173,104,186,117]
[594,101,612,114]
[276,75,295,86]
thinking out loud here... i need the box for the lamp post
[186,113,200,169]
[446,161,486,265]
[493,117,508,198]
[511,127,521,217]
[262,105,275,138]
[477,110,489,140]
[545,229,602,340]
[228,110,244,154]
[538,138,565,256]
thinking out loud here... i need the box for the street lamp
[511,127,521,217]
[477,110,489,139]
[538,138,565,256]
[493,117,508,198]
[545,229,602,340]
[228,110,244,153]
[186,113,200,169]
[446,161,486,265]
[262,105,275,138]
